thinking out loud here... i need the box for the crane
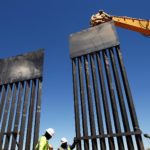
[90,10,150,37]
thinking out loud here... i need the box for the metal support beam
[84,56,98,150]
[90,54,106,150]
[96,53,115,150]
[103,51,125,150]
[72,59,82,150]
[109,48,134,149]
[116,46,145,150]
[78,57,90,150]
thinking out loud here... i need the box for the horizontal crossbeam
[75,130,142,140]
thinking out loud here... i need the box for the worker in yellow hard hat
[57,137,79,150]
[35,128,55,150]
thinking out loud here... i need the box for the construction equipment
[90,10,150,36]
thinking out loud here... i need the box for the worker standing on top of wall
[57,137,79,150]
[35,128,55,150]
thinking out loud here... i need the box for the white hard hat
[61,137,68,144]
[46,128,55,137]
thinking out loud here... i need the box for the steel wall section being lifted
[70,21,144,150]
[0,50,44,150]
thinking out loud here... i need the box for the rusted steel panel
[84,56,98,150]
[0,49,44,85]
[33,79,43,150]
[0,85,7,122]
[78,57,90,150]
[0,84,13,149]
[116,46,145,150]
[70,22,144,150]
[72,59,81,150]
[4,83,19,150]
[102,51,125,150]
[0,50,44,150]
[90,54,106,150]
[18,81,30,150]
[96,53,115,149]
[109,48,134,149]
[70,21,119,58]
[25,79,36,149]
[11,82,24,149]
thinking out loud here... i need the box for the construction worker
[35,128,55,150]
[57,137,79,150]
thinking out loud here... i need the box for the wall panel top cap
[0,49,44,85]
[69,21,120,58]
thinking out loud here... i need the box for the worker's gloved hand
[74,138,80,144]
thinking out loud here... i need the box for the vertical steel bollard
[0,50,44,150]
[70,21,145,150]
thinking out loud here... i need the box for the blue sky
[0,0,150,149]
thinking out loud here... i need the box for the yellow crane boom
[90,11,150,36]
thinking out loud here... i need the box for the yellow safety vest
[59,146,71,150]
[35,136,50,150]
